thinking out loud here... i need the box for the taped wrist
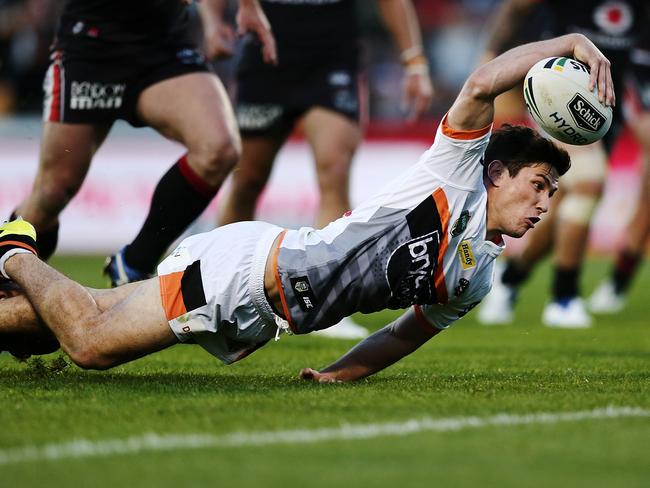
[0,219,38,279]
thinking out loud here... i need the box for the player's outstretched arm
[300,309,440,383]
[448,33,613,132]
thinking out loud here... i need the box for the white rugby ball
[523,57,612,145]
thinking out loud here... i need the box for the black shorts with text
[235,40,361,136]
[42,47,209,127]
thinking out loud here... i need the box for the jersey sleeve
[418,114,492,190]
[415,281,491,331]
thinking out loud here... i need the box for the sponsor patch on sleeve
[457,240,476,270]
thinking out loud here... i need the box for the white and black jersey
[273,117,504,334]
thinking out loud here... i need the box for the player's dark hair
[483,124,571,177]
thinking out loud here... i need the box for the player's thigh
[93,278,177,366]
[560,141,607,194]
[302,107,361,179]
[136,72,239,150]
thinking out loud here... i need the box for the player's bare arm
[448,33,613,132]
[375,0,433,120]
[198,0,236,59]
[482,0,538,61]
[237,0,277,64]
[300,309,439,383]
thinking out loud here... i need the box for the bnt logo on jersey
[567,94,607,132]
[70,81,125,110]
[386,230,440,308]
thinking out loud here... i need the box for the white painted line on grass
[1,406,647,465]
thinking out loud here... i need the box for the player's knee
[557,193,600,225]
[317,154,351,193]
[188,137,241,186]
[68,345,114,370]
[231,168,268,199]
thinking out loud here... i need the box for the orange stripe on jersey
[433,188,450,304]
[413,305,443,337]
[441,113,491,140]
[159,271,187,321]
[0,241,37,255]
[273,230,297,333]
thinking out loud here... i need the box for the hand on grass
[299,367,341,383]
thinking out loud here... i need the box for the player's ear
[486,160,506,186]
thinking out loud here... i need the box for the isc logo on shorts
[70,81,126,110]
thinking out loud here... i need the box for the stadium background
[0,0,644,255]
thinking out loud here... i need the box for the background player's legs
[590,113,650,312]
[14,121,112,259]
[542,144,607,327]
[302,107,362,228]
[113,73,241,280]
[218,133,289,225]
[5,254,176,369]
[552,180,604,282]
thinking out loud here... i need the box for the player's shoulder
[437,113,492,143]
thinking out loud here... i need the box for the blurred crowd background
[0,0,498,125]
[0,0,642,255]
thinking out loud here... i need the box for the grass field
[1,256,648,487]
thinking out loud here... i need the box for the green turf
[1,256,648,487]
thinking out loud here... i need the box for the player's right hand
[236,0,277,65]
[571,33,614,107]
[203,18,236,59]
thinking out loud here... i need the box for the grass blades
[0,256,648,487]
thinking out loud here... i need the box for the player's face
[491,163,559,238]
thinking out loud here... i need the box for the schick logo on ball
[567,94,606,132]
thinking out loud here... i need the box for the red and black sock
[124,154,218,274]
[612,250,642,295]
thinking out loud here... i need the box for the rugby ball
[523,57,612,145]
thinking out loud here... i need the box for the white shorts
[157,222,284,364]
